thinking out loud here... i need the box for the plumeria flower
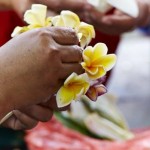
[11,4,52,37]
[56,73,90,108]
[77,22,95,48]
[52,11,95,48]
[86,77,107,101]
[52,10,80,29]
[86,84,107,101]
[81,43,117,80]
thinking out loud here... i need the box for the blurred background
[108,29,150,129]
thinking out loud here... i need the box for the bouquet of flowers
[11,4,116,108]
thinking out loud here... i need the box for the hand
[10,0,32,17]
[2,95,68,130]
[0,27,82,117]
[2,106,52,130]
[10,0,86,18]
[82,0,150,35]
[35,0,86,12]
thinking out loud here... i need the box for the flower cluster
[11,4,117,108]
[11,4,95,48]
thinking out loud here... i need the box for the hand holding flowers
[12,4,117,108]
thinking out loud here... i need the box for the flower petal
[80,36,88,48]
[61,10,80,28]
[83,46,93,60]
[52,15,65,27]
[24,4,47,26]
[74,73,89,84]
[82,66,99,75]
[98,54,117,71]
[76,88,85,100]
[77,33,83,42]
[78,22,95,39]
[95,85,107,96]
[64,72,77,86]
[93,43,108,60]
[78,22,95,47]
[45,17,52,26]
[56,86,75,108]
[86,86,97,101]
[11,26,29,37]
[87,67,106,79]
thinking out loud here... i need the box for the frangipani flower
[56,73,90,108]
[52,10,80,29]
[11,4,52,37]
[86,77,107,102]
[81,43,116,80]
[52,11,95,48]
[77,22,95,48]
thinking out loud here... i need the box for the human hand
[0,27,82,116]
[10,0,32,17]
[35,0,86,12]
[10,0,86,18]
[2,95,68,130]
[82,0,150,35]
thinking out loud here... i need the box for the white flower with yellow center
[77,22,95,48]
[11,4,52,37]
[52,10,80,29]
[81,43,117,80]
[56,73,90,108]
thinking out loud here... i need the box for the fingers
[60,45,82,63]
[13,110,38,130]
[101,14,136,33]
[42,95,70,111]
[20,105,53,122]
[49,27,79,45]
[59,0,86,11]
[102,15,134,27]
[60,63,84,79]
[3,111,38,130]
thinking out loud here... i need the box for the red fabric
[0,11,24,46]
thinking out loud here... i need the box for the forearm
[0,95,12,121]
[0,0,13,10]
[0,47,13,120]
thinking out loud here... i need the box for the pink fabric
[26,118,150,150]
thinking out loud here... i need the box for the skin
[9,0,150,35]
[2,96,69,130]
[0,27,83,130]
[81,0,150,35]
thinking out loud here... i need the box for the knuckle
[37,28,50,38]
[69,29,78,41]
[45,44,61,61]
[73,45,82,59]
